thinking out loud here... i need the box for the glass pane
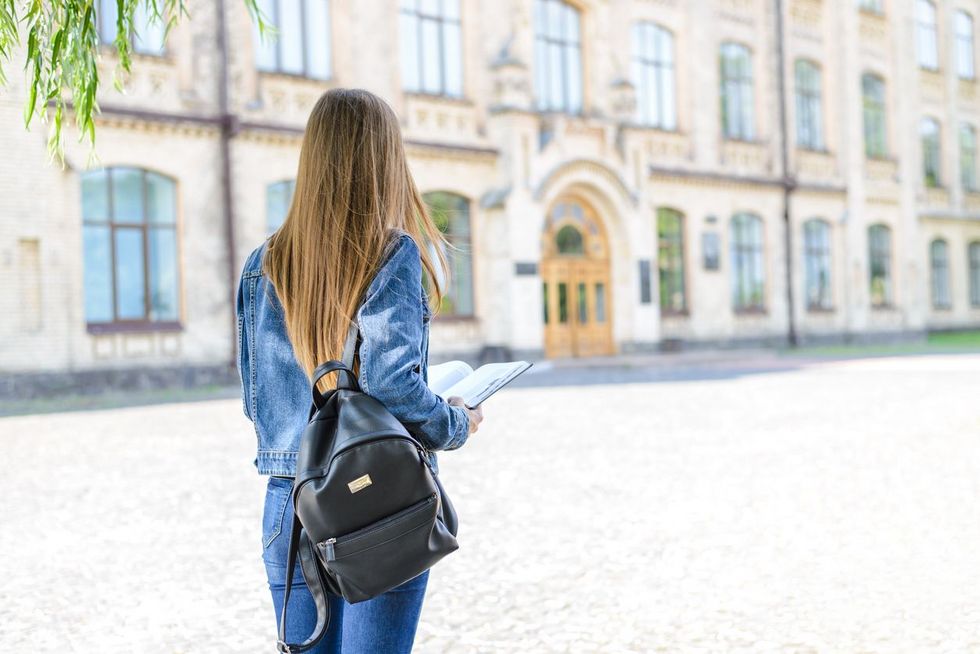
[556,225,584,254]
[266,181,294,233]
[548,43,563,109]
[279,0,304,75]
[419,0,438,14]
[83,225,113,322]
[566,45,582,112]
[254,0,277,71]
[305,0,331,80]
[595,282,606,322]
[662,67,676,129]
[81,170,109,222]
[111,168,145,223]
[577,282,587,323]
[534,40,548,109]
[99,0,118,44]
[542,282,549,324]
[146,173,175,224]
[400,12,420,91]
[443,21,462,97]
[149,227,179,320]
[133,1,166,55]
[443,0,460,20]
[114,228,146,320]
[421,18,441,93]
[558,282,568,323]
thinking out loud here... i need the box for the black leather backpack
[276,318,460,654]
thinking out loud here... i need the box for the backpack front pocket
[316,493,457,602]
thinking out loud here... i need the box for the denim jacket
[235,230,470,477]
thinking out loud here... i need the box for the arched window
[868,224,892,307]
[532,0,583,114]
[423,192,474,316]
[253,0,332,79]
[916,0,939,70]
[862,73,887,158]
[921,117,942,187]
[266,180,295,234]
[399,0,462,97]
[631,22,675,129]
[961,124,977,191]
[803,219,832,310]
[956,10,976,79]
[930,239,951,309]
[969,242,980,307]
[730,213,765,311]
[720,43,754,140]
[794,59,823,150]
[657,208,686,313]
[80,167,179,327]
[555,224,585,254]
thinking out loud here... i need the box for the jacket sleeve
[235,270,253,422]
[355,234,471,452]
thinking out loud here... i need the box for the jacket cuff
[444,404,471,451]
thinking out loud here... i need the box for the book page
[442,361,531,407]
[427,360,473,396]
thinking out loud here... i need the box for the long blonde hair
[262,88,451,389]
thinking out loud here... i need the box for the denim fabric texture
[263,475,429,654]
[235,229,471,476]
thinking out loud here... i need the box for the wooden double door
[540,197,614,358]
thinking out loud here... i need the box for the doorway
[540,196,614,358]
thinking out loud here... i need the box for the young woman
[235,88,484,653]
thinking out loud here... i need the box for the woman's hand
[448,396,483,435]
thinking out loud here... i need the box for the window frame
[868,224,893,308]
[969,241,980,307]
[532,0,584,115]
[719,42,755,141]
[96,0,167,57]
[254,0,333,80]
[656,207,687,314]
[930,238,952,309]
[803,218,833,311]
[955,10,976,80]
[916,0,940,71]
[399,0,464,98]
[631,22,676,130]
[794,59,824,151]
[422,191,475,319]
[921,117,942,188]
[961,124,978,191]
[81,167,182,333]
[729,212,766,313]
[862,73,888,159]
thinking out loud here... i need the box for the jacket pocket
[316,493,457,602]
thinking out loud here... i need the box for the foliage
[0,0,271,161]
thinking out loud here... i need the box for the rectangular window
[868,224,893,307]
[533,0,583,114]
[657,208,686,313]
[803,220,833,310]
[720,43,754,140]
[97,0,166,55]
[595,282,606,322]
[730,213,765,311]
[542,282,549,324]
[631,22,676,130]
[81,168,180,327]
[857,0,883,13]
[862,73,888,158]
[956,11,976,79]
[930,240,951,309]
[969,242,980,307]
[557,282,568,323]
[962,125,978,190]
[638,259,652,304]
[577,282,588,323]
[254,0,331,80]
[921,117,942,188]
[916,0,939,71]
[794,60,824,150]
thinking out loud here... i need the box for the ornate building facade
[2,0,980,392]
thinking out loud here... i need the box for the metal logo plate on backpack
[348,474,373,493]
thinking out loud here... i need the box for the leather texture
[276,318,460,654]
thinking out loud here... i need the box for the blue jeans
[262,476,429,653]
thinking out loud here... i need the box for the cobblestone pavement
[2,353,980,653]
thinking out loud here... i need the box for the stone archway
[540,194,615,358]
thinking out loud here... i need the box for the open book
[427,360,533,408]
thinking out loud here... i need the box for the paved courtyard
[2,352,980,653]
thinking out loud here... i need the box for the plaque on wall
[514,262,538,276]
[702,233,720,270]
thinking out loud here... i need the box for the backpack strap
[277,495,331,654]
[341,316,360,370]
